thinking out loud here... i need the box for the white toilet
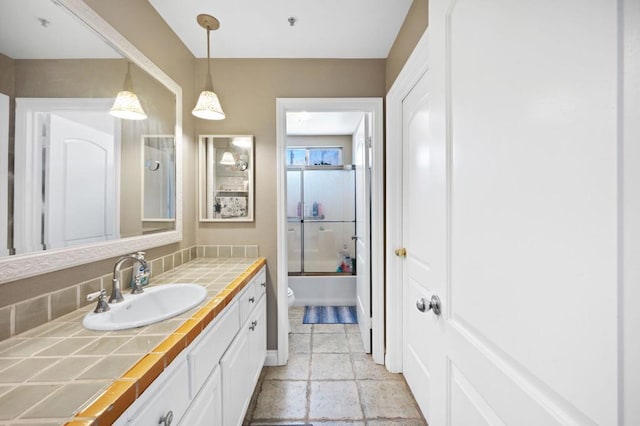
[287,287,295,332]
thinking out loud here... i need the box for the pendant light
[192,14,226,120]
[110,62,147,120]
[220,151,235,165]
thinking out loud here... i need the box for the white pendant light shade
[192,14,226,121]
[192,90,225,120]
[110,62,147,120]
[220,151,235,165]
[110,90,147,120]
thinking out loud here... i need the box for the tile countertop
[0,257,266,426]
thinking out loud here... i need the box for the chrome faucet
[110,252,149,303]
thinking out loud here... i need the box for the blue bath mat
[303,306,357,324]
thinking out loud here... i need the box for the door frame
[275,98,384,366]
[385,31,429,373]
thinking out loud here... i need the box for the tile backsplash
[0,244,259,341]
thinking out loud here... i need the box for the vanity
[92,258,266,426]
[0,257,266,425]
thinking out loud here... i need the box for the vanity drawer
[188,301,240,397]
[125,357,190,426]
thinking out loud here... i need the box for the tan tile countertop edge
[60,257,267,426]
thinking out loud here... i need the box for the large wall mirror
[199,135,254,222]
[0,0,182,283]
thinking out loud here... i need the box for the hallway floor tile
[243,307,427,425]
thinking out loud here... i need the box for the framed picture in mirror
[198,135,254,222]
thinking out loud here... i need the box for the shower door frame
[287,164,356,276]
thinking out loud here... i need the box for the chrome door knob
[416,295,442,316]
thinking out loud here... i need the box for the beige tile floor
[244,307,427,426]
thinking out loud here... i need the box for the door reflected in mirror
[199,135,254,222]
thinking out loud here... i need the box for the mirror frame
[198,134,255,222]
[0,0,183,284]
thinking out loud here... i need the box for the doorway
[275,98,383,366]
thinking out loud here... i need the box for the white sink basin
[82,283,207,331]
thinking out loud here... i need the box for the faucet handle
[87,289,110,313]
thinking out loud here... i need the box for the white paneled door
[401,0,619,424]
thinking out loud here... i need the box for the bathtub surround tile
[204,246,217,258]
[14,296,49,334]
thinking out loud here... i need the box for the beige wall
[386,0,428,92]
[194,58,386,348]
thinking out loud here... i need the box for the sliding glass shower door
[287,166,355,275]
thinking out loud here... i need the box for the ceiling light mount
[288,16,297,27]
[197,14,220,31]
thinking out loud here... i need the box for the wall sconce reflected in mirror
[110,62,147,120]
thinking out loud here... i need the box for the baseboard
[264,350,280,366]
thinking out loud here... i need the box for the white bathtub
[288,275,356,306]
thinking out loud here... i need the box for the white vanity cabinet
[115,265,267,426]
[221,266,267,426]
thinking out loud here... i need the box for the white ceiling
[286,112,364,136]
[0,0,120,59]
[148,0,413,58]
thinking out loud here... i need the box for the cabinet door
[220,330,249,426]
[179,365,222,426]
[248,297,267,388]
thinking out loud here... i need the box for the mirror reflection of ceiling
[0,0,120,59]
[286,112,364,136]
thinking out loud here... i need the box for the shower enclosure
[287,166,355,276]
